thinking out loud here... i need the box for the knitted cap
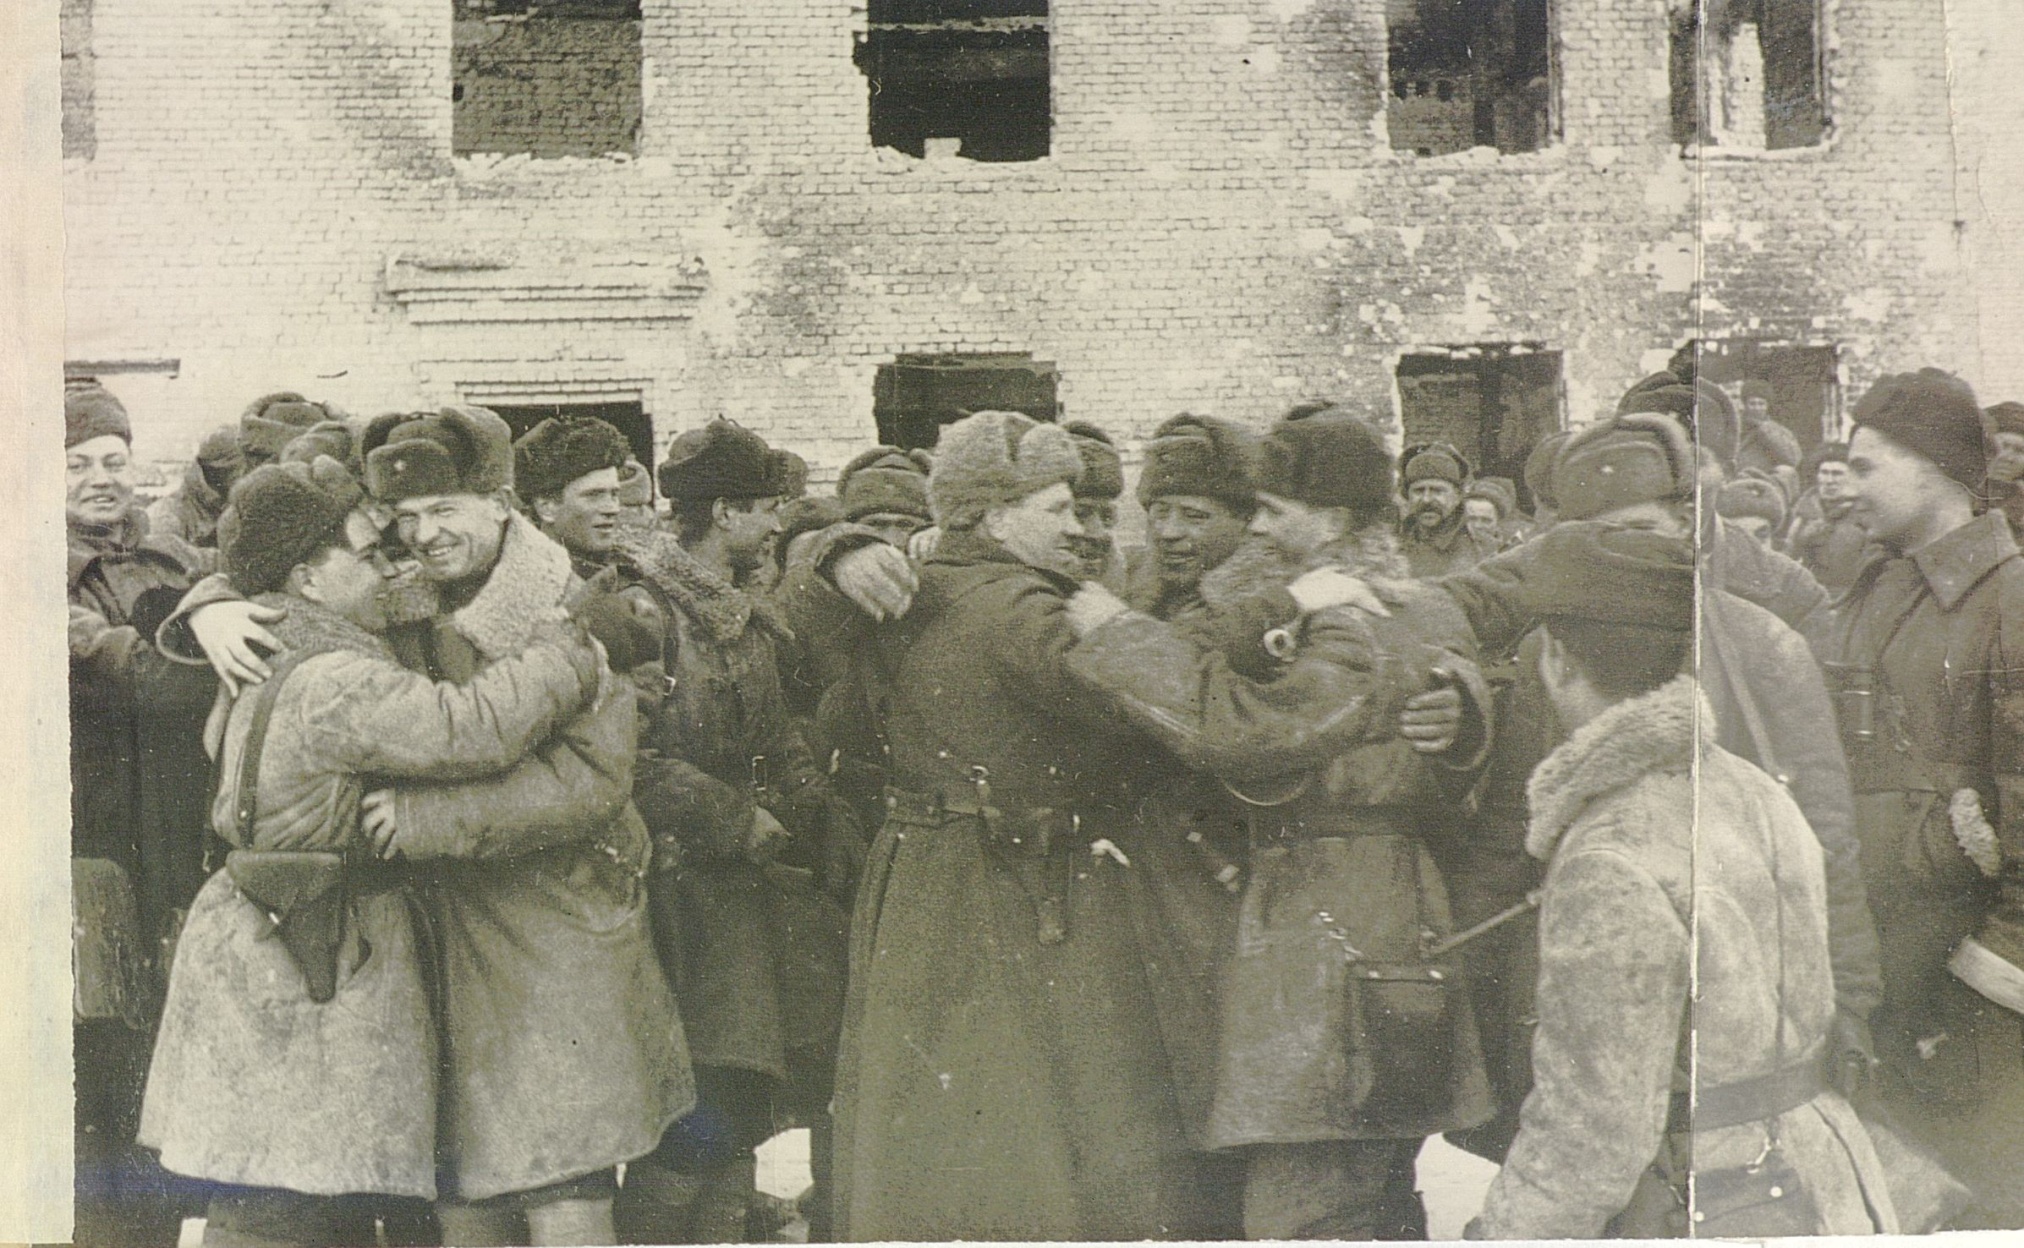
[66,381,131,448]
[1137,412,1257,509]
[1468,476,1518,519]
[616,458,653,508]
[1617,372,1741,471]
[241,392,342,463]
[1255,405,1396,524]
[280,420,361,478]
[927,411,1084,529]
[513,416,631,503]
[1851,369,1988,491]
[220,457,366,596]
[837,446,934,521]
[1512,521,1695,634]
[1988,401,2024,439]
[1401,441,1471,487]
[657,418,794,502]
[1554,413,1697,522]
[1063,421,1124,501]
[1717,475,1789,531]
[361,405,516,503]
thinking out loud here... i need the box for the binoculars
[1822,661,1876,743]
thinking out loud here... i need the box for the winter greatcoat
[69,512,218,1021]
[145,460,230,550]
[1068,531,1495,1150]
[829,528,1203,1241]
[160,514,695,1202]
[1474,676,1897,1239]
[138,598,602,1199]
[1825,511,2024,1223]
[385,514,692,1201]
[607,529,850,1083]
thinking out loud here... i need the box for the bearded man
[1398,441,1497,578]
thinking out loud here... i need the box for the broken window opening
[1396,346,1563,511]
[1670,0,1826,151]
[856,1,1051,164]
[874,354,1060,450]
[61,0,94,159]
[1386,0,1552,157]
[1690,340,1840,450]
[485,400,656,468]
[452,0,643,159]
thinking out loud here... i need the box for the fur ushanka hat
[361,405,517,503]
[927,411,1084,530]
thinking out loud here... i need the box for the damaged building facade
[60,0,2017,490]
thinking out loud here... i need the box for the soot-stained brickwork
[60,0,2019,486]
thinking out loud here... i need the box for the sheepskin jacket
[1474,675,1895,1239]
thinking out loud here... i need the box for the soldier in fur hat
[1063,420,1126,582]
[611,419,857,1245]
[1065,406,1496,1240]
[140,458,608,1248]
[1398,438,1499,578]
[1982,400,2024,536]
[1825,370,2024,1227]
[513,416,634,580]
[792,411,1214,1239]
[169,404,692,1246]
[67,380,217,1248]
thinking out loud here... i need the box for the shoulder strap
[232,648,331,845]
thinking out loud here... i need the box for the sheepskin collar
[1526,674,1709,860]
[612,528,791,646]
[449,511,576,661]
[1198,527,1413,609]
[252,591,396,662]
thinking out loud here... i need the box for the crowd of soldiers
[63,352,2024,1246]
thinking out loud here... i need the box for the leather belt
[1668,1050,1826,1134]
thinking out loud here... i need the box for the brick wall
[61,0,2016,483]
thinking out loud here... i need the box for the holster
[226,849,348,1004]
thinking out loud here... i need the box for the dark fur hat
[1513,521,1695,634]
[513,416,632,503]
[1851,368,1988,491]
[1137,412,1256,510]
[1062,421,1124,501]
[837,446,934,521]
[1617,372,1740,471]
[241,392,344,464]
[1554,413,1697,522]
[657,418,794,502]
[1255,404,1395,526]
[1987,401,2024,439]
[220,457,365,595]
[280,420,362,478]
[361,405,516,503]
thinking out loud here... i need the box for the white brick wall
[61,0,2008,475]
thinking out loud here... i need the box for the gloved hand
[831,542,918,621]
[1065,584,1130,638]
[1287,567,1390,617]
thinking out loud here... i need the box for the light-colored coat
[138,598,601,1198]
[382,513,695,1202]
[1474,675,1896,1239]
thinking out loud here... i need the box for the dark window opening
[1690,340,1840,449]
[485,401,655,470]
[452,0,642,159]
[1670,0,1825,150]
[1387,0,1552,157]
[855,1,1051,163]
[1396,346,1563,511]
[874,354,1059,450]
[61,0,93,159]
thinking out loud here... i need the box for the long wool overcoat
[1474,676,1897,1239]
[829,530,1205,1241]
[138,598,601,1198]
[1067,532,1494,1150]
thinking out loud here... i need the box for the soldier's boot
[524,1195,616,1247]
[613,1158,706,1245]
[434,1201,521,1247]
[691,1158,758,1244]
[1950,874,2024,1015]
